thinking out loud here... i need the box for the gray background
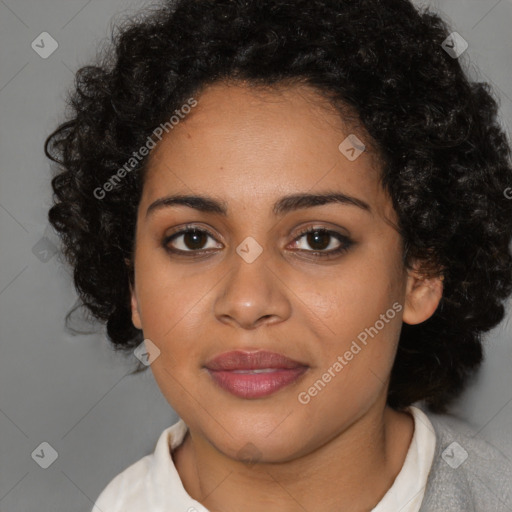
[0,0,511,511]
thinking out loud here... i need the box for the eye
[162,225,353,258]
[290,227,353,257]
[163,225,221,254]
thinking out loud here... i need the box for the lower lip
[206,367,308,399]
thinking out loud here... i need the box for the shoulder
[90,421,186,512]
[91,453,154,511]
[419,408,512,512]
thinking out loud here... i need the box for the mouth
[204,350,309,399]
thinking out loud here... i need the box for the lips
[205,350,307,371]
[204,350,309,399]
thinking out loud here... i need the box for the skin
[129,81,443,512]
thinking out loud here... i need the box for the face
[130,81,442,463]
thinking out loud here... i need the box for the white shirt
[91,405,436,512]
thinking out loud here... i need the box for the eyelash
[162,224,353,259]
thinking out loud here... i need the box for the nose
[213,248,292,330]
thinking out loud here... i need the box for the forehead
[141,81,393,220]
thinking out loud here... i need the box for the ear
[126,258,142,330]
[402,261,444,325]
[130,283,143,330]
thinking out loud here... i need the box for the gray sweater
[418,409,512,511]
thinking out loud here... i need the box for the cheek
[294,244,404,393]
[134,247,211,340]
[298,244,403,340]
[297,311,402,433]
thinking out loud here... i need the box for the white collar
[93,405,436,512]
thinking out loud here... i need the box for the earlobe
[130,284,143,330]
[402,266,444,325]
[125,257,142,330]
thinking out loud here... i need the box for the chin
[201,409,314,463]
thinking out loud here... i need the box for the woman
[45,0,512,510]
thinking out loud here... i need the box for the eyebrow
[145,191,372,219]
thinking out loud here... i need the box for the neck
[172,399,414,512]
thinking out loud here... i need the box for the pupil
[308,230,329,250]
[182,230,332,251]
[185,230,206,250]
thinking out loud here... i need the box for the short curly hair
[45,0,512,414]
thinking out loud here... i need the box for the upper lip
[204,350,308,371]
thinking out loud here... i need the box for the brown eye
[180,229,209,250]
[291,227,353,257]
[163,227,221,254]
[305,230,331,251]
